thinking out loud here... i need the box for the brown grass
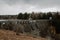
[0,29,48,40]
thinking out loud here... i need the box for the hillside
[0,29,48,40]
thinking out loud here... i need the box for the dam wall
[0,19,52,37]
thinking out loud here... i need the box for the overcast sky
[0,0,60,15]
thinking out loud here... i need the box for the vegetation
[52,12,60,33]
[17,13,23,19]
[17,12,60,33]
[17,12,30,19]
[17,12,53,19]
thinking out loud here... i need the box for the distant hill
[0,15,17,19]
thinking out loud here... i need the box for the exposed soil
[0,29,48,40]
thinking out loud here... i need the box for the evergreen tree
[52,12,60,33]
[17,13,23,19]
[47,12,52,19]
[42,13,47,19]
[23,12,29,19]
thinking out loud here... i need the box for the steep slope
[0,29,48,40]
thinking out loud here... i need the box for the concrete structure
[0,19,55,38]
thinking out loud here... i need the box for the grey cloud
[3,0,60,6]
[1,0,60,7]
[0,0,60,15]
[2,0,20,5]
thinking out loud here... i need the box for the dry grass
[0,29,48,40]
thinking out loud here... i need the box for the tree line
[17,12,60,20]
